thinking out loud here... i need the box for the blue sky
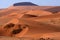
[0,0,60,8]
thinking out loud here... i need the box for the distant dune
[13,2,38,6]
[45,6,60,13]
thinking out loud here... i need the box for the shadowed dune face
[45,6,60,13]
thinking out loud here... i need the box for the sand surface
[0,6,60,40]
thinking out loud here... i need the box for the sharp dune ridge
[0,6,60,40]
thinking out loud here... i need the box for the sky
[0,0,60,9]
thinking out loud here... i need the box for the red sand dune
[24,10,52,16]
[0,6,60,40]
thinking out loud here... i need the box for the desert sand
[0,6,60,40]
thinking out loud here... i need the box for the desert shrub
[4,23,15,29]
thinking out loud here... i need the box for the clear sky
[0,0,60,9]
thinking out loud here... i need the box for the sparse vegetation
[12,28,22,34]
[4,23,15,29]
[39,38,54,40]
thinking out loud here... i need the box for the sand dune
[0,18,60,39]
[0,6,60,40]
[22,13,60,26]
[24,10,52,17]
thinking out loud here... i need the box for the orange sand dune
[0,6,60,40]
[21,13,60,26]
[0,18,60,39]
[0,10,53,26]
[25,10,52,16]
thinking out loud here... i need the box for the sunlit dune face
[0,23,29,37]
[26,10,52,16]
